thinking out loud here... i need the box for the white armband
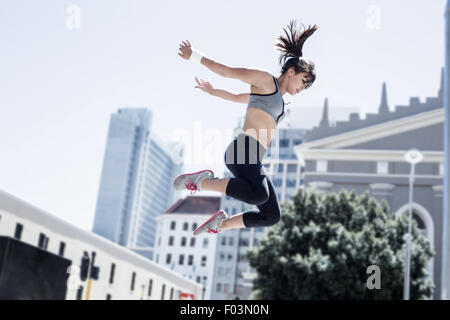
[190,48,204,64]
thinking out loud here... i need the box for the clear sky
[0,0,447,231]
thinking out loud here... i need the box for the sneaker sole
[173,169,214,189]
[193,210,225,236]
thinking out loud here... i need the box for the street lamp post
[403,148,423,300]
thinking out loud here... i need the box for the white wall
[0,189,202,300]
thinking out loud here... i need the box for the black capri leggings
[224,133,281,228]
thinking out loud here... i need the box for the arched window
[399,209,426,234]
[395,202,435,284]
[412,210,426,230]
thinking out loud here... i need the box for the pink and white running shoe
[173,169,215,195]
[193,210,229,236]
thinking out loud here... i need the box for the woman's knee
[248,186,270,205]
[262,209,281,226]
[258,201,281,226]
[271,210,281,225]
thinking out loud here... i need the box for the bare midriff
[241,107,277,151]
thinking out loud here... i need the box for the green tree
[247,188,434,299]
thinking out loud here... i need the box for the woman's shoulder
[249,70,276,93]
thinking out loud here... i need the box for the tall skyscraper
[93,108,183,260]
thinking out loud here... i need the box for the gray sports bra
[247,75,285,124]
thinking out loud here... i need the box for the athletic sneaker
[173,169,216,195]
[193,210,229,236]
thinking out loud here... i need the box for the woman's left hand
[194,77,214,95]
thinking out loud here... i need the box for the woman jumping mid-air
[173,20,318,235]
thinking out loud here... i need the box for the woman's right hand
[178,40,192,60]
[194,77,214,95]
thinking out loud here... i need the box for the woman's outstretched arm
[212,90,250,104]
[178,40,268,88]
[194,76,249,104]
[201,56,268,88]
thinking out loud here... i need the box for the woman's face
[287,69,312,95]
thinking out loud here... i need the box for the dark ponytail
[275,20,318,89]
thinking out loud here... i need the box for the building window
[148,279,153,297]
[203,238,208,248]
[273,179,282,187]
[220,253,225,261]
[59,242,66,256]
[196,276,201,283]
[170,221,176,230]
[188,255,194,266]
[201,256,207,267]
[228,237,234,246]
[158,236,161,246]
[287,164,297,172]
[106,294,111,300]
[183,222,188,231]
[179,254,184,265]
[38,233,48,250]
[14,223,23,240]
[192,223,198,231]
[227,254,232,261]
[221,237,227,246]
[232,208,237,214]
[168,236,174,246]
[240,239,249,246]
[166,253,172,264]
[377,161,389,174]
[181,237,186,247]
[109,263,116,284]
[293,139,303,145]
[286,179,296,187]
[131,272,136,291]
[412,211,426,229]
[280,139,289,147]
[170,287,174,300]
[278,164,284,172]
[76,286,83,300]
[224,284,230,293]
[190,237,195,247]
[217,283,222,292]
[317,160,327,172]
